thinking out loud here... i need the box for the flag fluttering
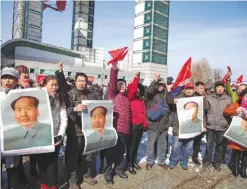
[107,47,128,65]
[231,75,244,88]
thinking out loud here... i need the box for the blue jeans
[146,129,168,165]
[170,136,194,163]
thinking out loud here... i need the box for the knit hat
[1,67,19,79]
[214,81,225,89]
[184,83,195,89]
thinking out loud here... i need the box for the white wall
[133,40,143,51]
[135,1,145,15]
[134,14,144,27]
[134,27,144,39]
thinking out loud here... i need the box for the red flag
[37,74,46,84]
[173,57,192,89]
[231,75,244,88]
[56,0,66,11]
[222,66,232,84]
[107,47,128,65]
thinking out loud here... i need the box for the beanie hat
[1,67,19,80]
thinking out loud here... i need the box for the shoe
[180,161,188,170]
[128,167,137,174]
[169,161,176,169]
[117,173,128,179]
[202,162,211,169]
[50,186,57,189]
[192,158,201,166]
[84,177,98,185]
[158,163,169,170]
[105,177,114,185]
[146,163,154,170]
[41,184,49,189]
[134,163,141,170]
[215,164,221,172]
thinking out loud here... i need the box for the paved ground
[5,158,247,189]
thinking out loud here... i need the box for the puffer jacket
[128,77,148,129]
[146,80,174,132]
[205,92,232,131]
[50,95,68,137]
[108,67,130,135]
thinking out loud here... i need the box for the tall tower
[71,0,95,51]
[132,0,169,85]
[12,0,43,42]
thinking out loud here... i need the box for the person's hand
[74,104,87,112]
[174,99,178,104]
[57,61,63,72]
[135,72,141,78]
[203,127,207,132]
[236,107,243,114]
[54,141,61,146]
[155,73,160,81]
[227,71,232,79]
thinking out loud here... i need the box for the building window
[154,1,169,15]
[143,38,151,50]
[87,40,92,47]
[144,12,152,24]
[145,1,152,11]
[142,52,150,63]
[88,16,93,22]
[144,25,151,37]
[98,74,101,78]
[105,75,107,79]
[30,68,35,73]
[153,12,168,28]
[68,72,72,76]
[153,25,168,41]
[88,32,92,39]
[152,52,167,65]
[153,39,167,53]
[40,69,45,74]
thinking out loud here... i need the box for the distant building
[132,0,169,85]
[1,39,132,85]
[71,0,95,50]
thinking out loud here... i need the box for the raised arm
[57,104,68,137]
[147,73,160,95]
[55,62,70,93]
[128,72,140,101]
[108,66,119,100]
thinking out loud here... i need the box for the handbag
[147,100,167,121]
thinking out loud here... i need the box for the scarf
[241,96,247,110]
[19,78,31,88]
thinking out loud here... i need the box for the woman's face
[20,72,29,80]
[45,79,58,96]
[1,75,18,89]
[117,81,126,93]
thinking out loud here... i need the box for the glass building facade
[135,0,169,65]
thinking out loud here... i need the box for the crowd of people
[1,61,247,189]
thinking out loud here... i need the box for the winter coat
[108,67,130,135]
[226,79,239,103]
[205,93,232,131]
[67,87,96,137]
[224,102,247,151]
[128,77,148,130]
[50,95,68,137]
[146,80,174,132]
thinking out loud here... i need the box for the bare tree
[192,58,213,83]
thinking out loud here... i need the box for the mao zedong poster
[81,100,117,154]
[224,116,247,148]
[177,97,203,139]
[0,88,54,156]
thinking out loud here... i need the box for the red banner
[88,76,94,82]
[36,74,46,84]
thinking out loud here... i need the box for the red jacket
[108,67,130,135]
[128,78,148,129]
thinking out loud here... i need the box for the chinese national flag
[173,57,192,89]
[107,47,128,65]
[231,75,244,88]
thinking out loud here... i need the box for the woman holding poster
[224,89,247,178]
[37,75,68,189]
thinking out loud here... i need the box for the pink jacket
[108,67,130,135]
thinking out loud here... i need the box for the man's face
[196,85,205,96]
[184,102,198,121]
[158,84,165,92]
[215,86,225,95]
[14,97,39,128]
[1,75,18,89]
[76,76,87,90]
[237,84,247,96]
[91,107,106,132]
[184,89,195,97]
